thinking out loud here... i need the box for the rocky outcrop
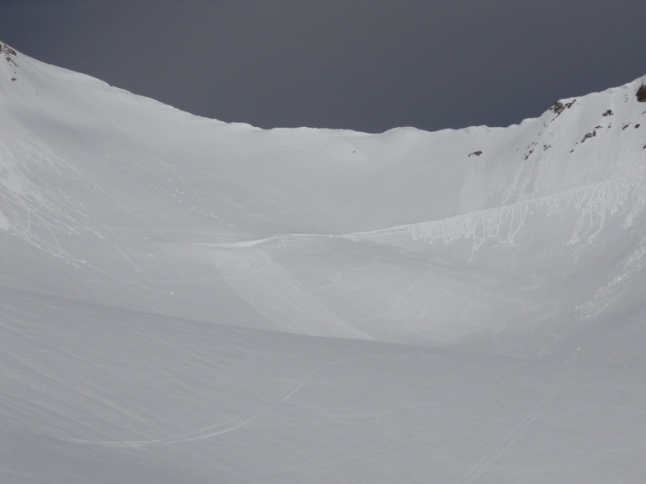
[637,84,646,102]
[0,38,17,65]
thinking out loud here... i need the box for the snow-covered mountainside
[2,41,646,482]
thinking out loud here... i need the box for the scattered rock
[602,109,614,117]
[468,151,483,157]
[581,130,597,143]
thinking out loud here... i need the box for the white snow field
[1,40,646,482]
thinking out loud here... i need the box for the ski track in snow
[459,366,578,484]
[62,354,410,448]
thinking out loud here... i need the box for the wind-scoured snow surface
[2,42,646,482]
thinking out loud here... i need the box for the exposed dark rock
[637,85,646,102]
[551,101,565,115]
[0,38,18,68]
[550,99,576,117]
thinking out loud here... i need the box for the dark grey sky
[1,0,645,133]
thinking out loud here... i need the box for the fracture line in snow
[200,175,645,263]
[345,175,641,261]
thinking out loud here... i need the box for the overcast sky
[1,0,645,133]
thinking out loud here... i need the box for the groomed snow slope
[1,42,646,482]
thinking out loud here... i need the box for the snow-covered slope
[2,41,646,482]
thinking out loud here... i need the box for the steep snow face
[1,44,646,350]
[3,43,646,484]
